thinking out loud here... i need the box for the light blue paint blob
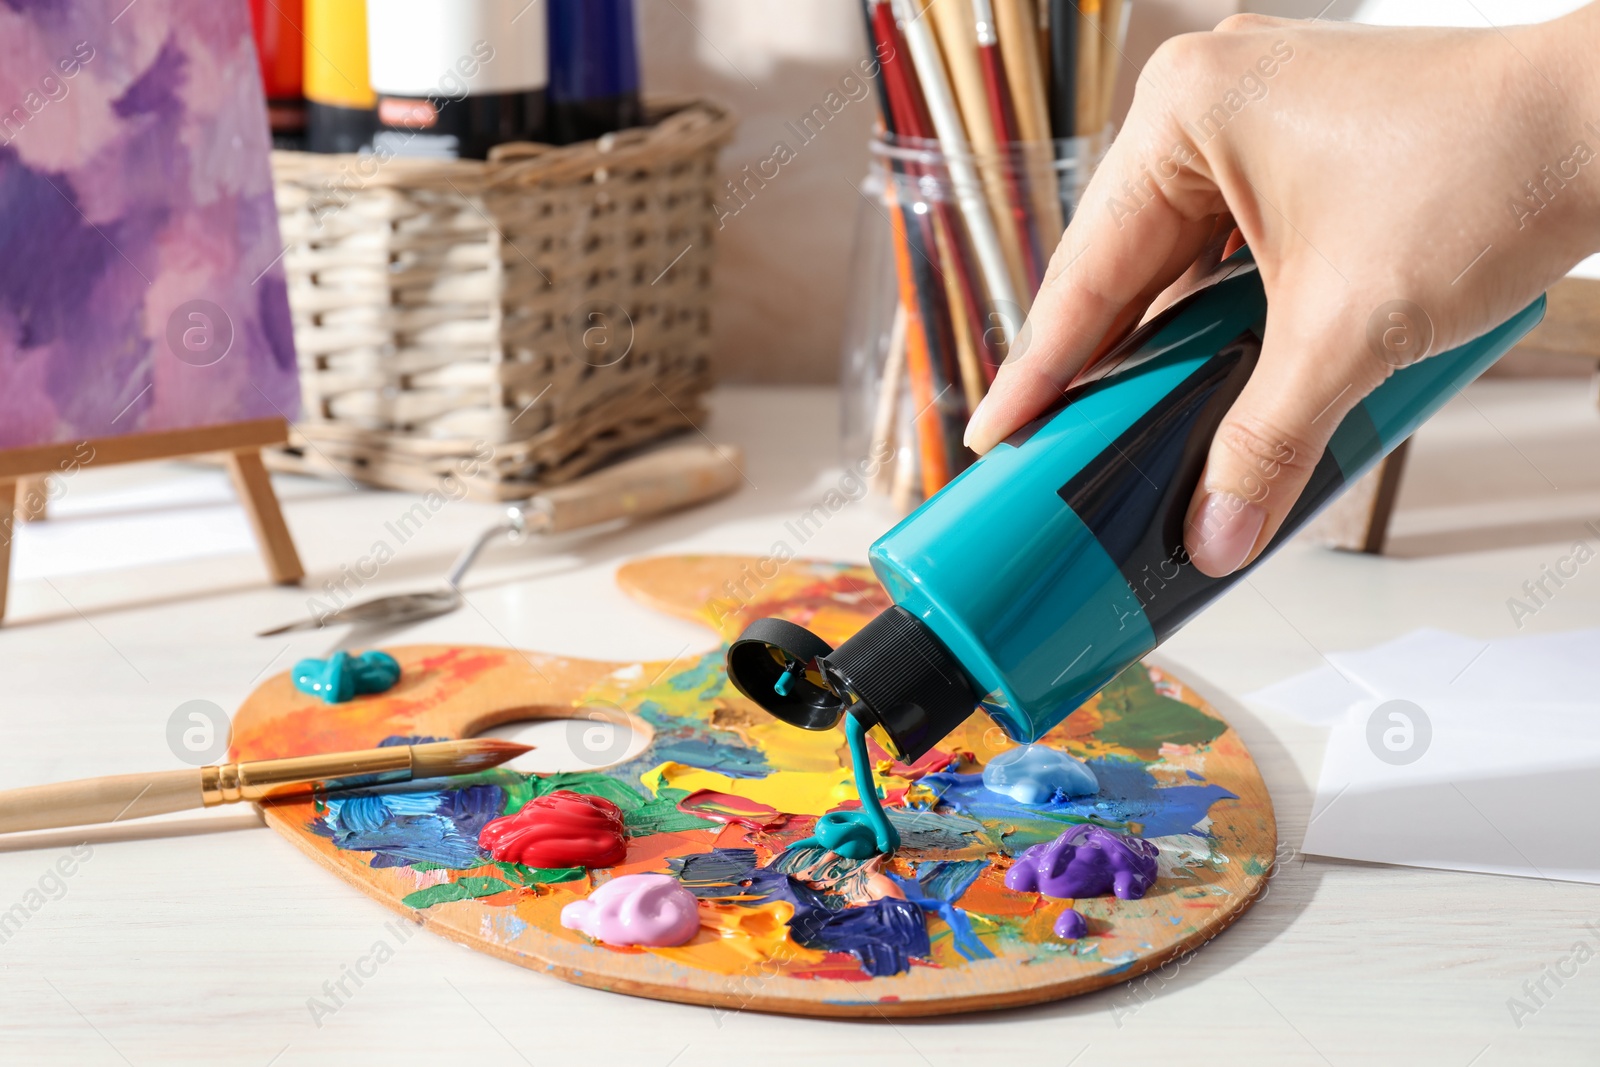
[789,714,900,859]
[982,745,1099,806]
[922,758,1235,847]
[293,650,401,704]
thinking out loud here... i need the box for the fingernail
[1186,492,1267,577]
[963,395,990,449]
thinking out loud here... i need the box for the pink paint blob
[560,873,702,947]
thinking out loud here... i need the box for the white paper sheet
[1304,696,1600,883]
[1246,662,1373,726]
[1283,626,1600,883]
[1246,627,1600,726]
[1328,627,1600,707]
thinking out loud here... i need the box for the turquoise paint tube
[726,254,1546,760]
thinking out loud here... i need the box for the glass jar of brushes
[840,129,1110,509]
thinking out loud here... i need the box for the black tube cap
[726,606,979,761]
[725,618,843,730]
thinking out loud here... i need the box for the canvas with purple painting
[0,0,299,449]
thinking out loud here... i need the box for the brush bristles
[409,739,532,779]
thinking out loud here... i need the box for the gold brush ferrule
[200,747,414,805]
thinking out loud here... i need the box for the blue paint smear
[653,736,770,777]
[313,784,505,870]
[670,849,931,977]
[324,791,442,834]
[796,897,929,976]
[496,913,530,941]
[672,848,809,905]
[916,859,988,902]
[886,807,989,851]
[665,653,727,698]
[920,756,1235,849]
[631,698,771,778]
[887,861,995,962]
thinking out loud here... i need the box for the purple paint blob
[1005,825,1159,901]
[561,873,701,947]
[1055,908,1088,939]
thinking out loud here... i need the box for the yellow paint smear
[804,603,880,647]
[741,720,848,773]
[643,761,861,816]
[926,911,1003,967]
[647,900,825,973]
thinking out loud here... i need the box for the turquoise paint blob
[790,713,900,860]
[773,666,798,697]
[293,650,401,704]
[981,745,1098,806]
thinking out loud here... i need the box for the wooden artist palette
[231,555,1276,1017]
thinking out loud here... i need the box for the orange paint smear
[231,647,518,760]
[704,568,891,646]
[612,830,714,876]
[372,650,523,726]
[785,954,882,982]
[477,889,527,908]
[516,883,598,944]
[645,899,825,974]
[1021,901,1074,943]
[1046,705,1104,742]
[954,867,1038,919]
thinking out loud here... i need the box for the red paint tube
[247,0,307,148]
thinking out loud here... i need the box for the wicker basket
[266,98,736,499]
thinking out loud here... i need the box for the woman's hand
[964,8,1600,575]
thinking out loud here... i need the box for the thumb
[1183,295,1387,578]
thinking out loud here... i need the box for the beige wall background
[639,0,1242,383]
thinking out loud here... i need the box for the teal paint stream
[790,714,900,860]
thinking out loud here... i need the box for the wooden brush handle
[0,769,204,834]
[530,442,744,534]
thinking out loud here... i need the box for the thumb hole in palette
[478,705,653,775]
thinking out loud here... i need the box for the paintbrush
[0,738,531,834]
[926,0,1029,304]
[973,0,1046,289]
[890,0,1022,324]
[1074,0,1102,137]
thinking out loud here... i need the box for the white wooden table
[1,381,1596,1065]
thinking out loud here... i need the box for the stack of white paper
[1247,628,1600,884]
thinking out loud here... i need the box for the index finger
[964,129,1222,453]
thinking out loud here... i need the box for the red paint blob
[478,791,627,869]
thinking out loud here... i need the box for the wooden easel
[0,417,304,622]
[1308,438,1412,555]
